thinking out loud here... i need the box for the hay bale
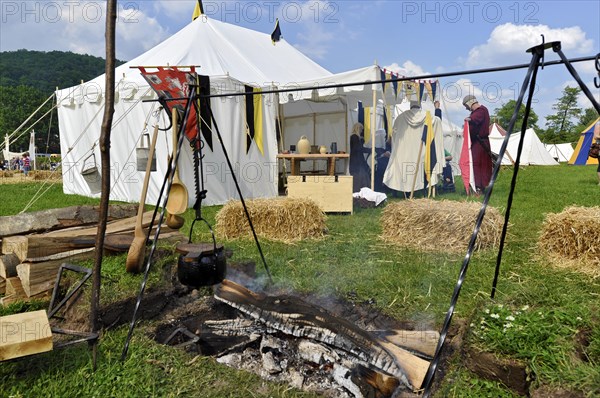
[215,198,327,242]
[32,170,60,180]
[538,206,600,276]
[380,199,504,253]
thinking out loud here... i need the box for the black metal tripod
[421,40,600,397]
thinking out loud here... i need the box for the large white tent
[544,143,574,162]
[490,126,559,166]
[56,16,332,206]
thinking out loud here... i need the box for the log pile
[0,205,185,306]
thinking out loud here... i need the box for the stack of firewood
[0,205,185,306]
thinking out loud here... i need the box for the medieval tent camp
[569,118,600,165]
[489,126,558,166]
[55,16,332,206]
[545,143,575,162]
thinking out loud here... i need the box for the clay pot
[297,136,310,154]
[319,145,327,154]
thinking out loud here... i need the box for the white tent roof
[490,127,559,166]
[544,143,574,162]
[55,17,332,206]
[57,16,332,104]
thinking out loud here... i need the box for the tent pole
[371,89,376,190]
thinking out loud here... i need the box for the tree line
[491,86,599,144]
[0,50,123,155]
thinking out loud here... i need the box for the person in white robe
[383,101,444,193]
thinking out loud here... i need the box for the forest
[0,50,124,154]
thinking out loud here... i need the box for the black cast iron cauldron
[176,218,226,288]
[177,245,226,287]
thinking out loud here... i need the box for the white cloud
[0,1,170,61]
[384,61,427,77]
[466,23,594,67]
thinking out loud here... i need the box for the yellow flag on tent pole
[192,0,204,21]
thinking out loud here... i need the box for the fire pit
[154,279,440,398]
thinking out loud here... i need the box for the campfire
[157,279,440,398]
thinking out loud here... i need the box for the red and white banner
[459,120,476,195]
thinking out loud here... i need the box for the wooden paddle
[165,108,189,215]
[126,124,159,273]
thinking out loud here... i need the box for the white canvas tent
[544,143,574,162]
[279,67,445,186]
[56,16,332,206]
[490,127,559,166]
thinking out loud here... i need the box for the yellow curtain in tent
[425,82,434,102]
[423,111,435,183]
[364,106,371,142]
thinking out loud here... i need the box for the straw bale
[215,198,327,242]
[380,199,504,253]
[538,206,600,276]
[32,170,61,180]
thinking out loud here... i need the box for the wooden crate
[287,175,353,214]
[0,310,53,361]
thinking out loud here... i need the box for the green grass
[1,164,599,397]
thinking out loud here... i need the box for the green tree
[577,107,599,129]
[0,85,60,153]
[543,86,582,143]
[492,100,540,133]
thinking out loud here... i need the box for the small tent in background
[490,126,559,166]
[544,143,574,162]
[489,123,515,165]
[569,118,600,165]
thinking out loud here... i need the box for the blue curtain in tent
[358,101,364,126]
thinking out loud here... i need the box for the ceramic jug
[297,136,311,154]
[319,145,327,154]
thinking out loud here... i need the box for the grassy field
[0,164,599,397]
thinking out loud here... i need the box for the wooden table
[277,153,350,175]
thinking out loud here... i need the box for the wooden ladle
[165,108,189,216]
[126,124,159,273]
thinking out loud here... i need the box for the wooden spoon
[166,212,185,229]
[165,108,189,216]
[126,124,160,273]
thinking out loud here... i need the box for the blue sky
[1,0,599,127]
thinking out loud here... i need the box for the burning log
[214,279,430,392]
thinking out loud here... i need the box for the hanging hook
[594,53,600,88]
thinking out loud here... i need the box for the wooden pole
[410,141,424,199]
[90,0,117,370]
[371,89,376,190]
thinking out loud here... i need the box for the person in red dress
[463,95,491,194]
